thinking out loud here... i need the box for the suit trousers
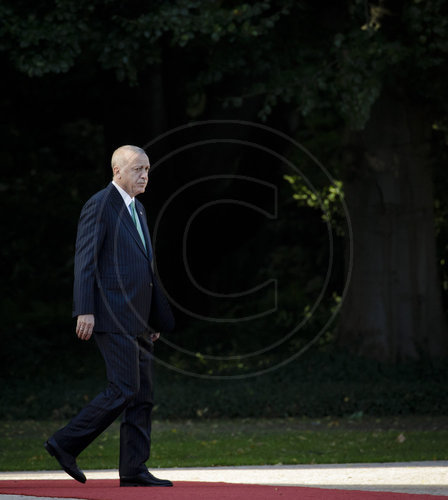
[53,331,154,476]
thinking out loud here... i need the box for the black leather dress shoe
[44,437,86,483]
[120,471,173,487]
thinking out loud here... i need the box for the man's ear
[113,166,120,178]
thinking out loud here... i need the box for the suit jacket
[72,182,175,335]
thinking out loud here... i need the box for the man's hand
[76,314,95,341]
[150,332,160,342]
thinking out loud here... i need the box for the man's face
[116,152,150,197]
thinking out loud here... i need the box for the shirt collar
[112,180,134,208]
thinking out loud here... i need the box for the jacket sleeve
[149,273,176,333]
[72,197,106,317]
[138,201,175,333]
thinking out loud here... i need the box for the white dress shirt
[112,180,134,216]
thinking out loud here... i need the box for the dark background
[1,0,448,419]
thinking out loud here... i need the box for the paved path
[1,462,448,498]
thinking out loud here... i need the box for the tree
[341,92,447,361]
[320,0,448,361]
[246,0,448,361]
[1,0,447,364]
[151,0,448,362]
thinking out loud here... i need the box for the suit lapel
[135,200,154,272]
[108,183,149,259]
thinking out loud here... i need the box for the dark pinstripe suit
[53,182,174,476]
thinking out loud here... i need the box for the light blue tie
[130,200,153,260]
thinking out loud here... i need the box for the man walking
[44,145,174,487]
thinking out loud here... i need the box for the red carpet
[0,479,445,500]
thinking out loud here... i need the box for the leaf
[397,433,406,443]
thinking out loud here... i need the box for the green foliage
[0,0,92,76]
[284,175,345,234]
[2,351,447,420]
[0,0,286,83]
[1,0,448,385]
[151,353,448,419]
[2,0,448,123]
[0,115,105,384]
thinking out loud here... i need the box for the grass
[1,416,448,471]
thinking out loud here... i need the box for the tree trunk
[339,92,448,362]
